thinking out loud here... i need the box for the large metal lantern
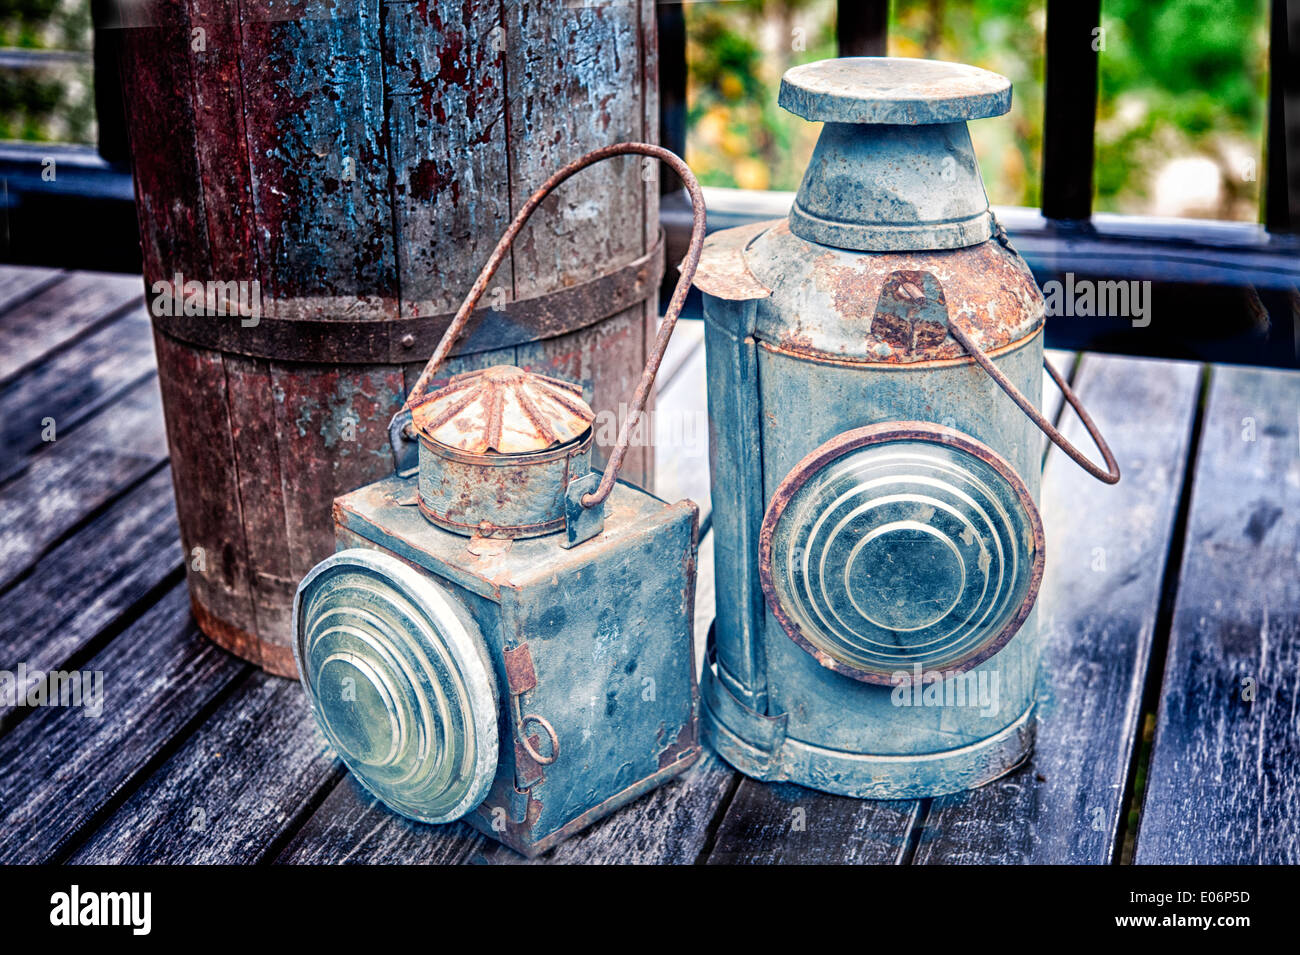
[293,144,708,856]
[694,58,1120,799]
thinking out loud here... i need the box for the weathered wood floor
[0,264,1296,864]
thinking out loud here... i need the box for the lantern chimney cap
[779,57,1011,126]
[411,365,594,455]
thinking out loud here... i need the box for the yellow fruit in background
[719,72,744,101]
[734,157,770,191]
[696,108,727,145]
[722,130,748,157]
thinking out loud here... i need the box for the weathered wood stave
[118,0,661,675]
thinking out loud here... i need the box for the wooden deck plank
[276,778,483,864]
[1135,364,1300,864]
[0,306,155,483]
[0,468,181,711]
[279,741,737,866]
[0,376,169,591]
[68,671,342,864]
[657,317,706,395]
[0,584,247,863]
[0,272,143,385]
[653,326,711,518]
[912,354,1202,864]
[706,784,920,864]
[0,265,64,315]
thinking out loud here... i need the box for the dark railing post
[91,0,130,166]
[657,0,687,188]
[1041,0,1101,221]
[1265,0,1299,233]
[837,0,888,57]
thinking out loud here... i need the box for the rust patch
[691,219,776,301]
[503,643,538,694]
[656,719,701,770]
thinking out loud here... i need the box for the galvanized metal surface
[780,58,1012,252]
[694,57,1059,799]
[700,217,1045,362]
[758,421,1045,685]
[310,473,701,856]
[416,430,592,539]
[779,57,1012,126]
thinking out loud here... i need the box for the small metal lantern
[694,58,1119,799]
[293,144,708,856]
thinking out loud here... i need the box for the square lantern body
[302,473,701,857]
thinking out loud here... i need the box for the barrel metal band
[150,232,666,364]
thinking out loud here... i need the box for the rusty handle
[404,142,708,509]
[946,315,1121,485]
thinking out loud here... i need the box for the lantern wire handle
[946,316,1121,485]
[404,142,709,510]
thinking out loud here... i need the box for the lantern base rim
[701,657,1035,799]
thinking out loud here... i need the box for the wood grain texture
[707,783,920,864]
[0,306,154,483]
[279,746,737,865]
[221,354,295,650]
[68,672,341,863]
[185,0,260,280]
[277,774,484,864]
[1135,365,1300,864]
[0,584,247,863]
[0,468,180,696]
[913,354,1201,864]
[117,0,209,284]
[653,321,710,514]
[502,0,650,300]
[239,0,397,312]
[383,0,512,316]
[484,749,736,864]
[0,265,62,315]
[0,272,143,384]
[0,376,168,592]
[151,331,259,657]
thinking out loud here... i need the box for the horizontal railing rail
[0,0,1294,366]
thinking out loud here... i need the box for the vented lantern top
[411,365,594,455]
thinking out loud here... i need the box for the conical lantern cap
[410,365,594,454]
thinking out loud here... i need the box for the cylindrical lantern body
[696,58,1050,798]
[116,0,661,675]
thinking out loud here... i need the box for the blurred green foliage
[0,0,96,143]
[687,0,1269,220]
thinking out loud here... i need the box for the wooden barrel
[115,0,661,676]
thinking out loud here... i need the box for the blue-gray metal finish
[695,57,1054,799]
[780,58,1012,252]
[297,472,700,856]
[416,430,593,539]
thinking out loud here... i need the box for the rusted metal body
[292,144,708,855]
[117,0,663,676]
[695,58,1118,799]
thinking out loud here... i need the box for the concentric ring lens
[293,550,499,823]
[761,423,1042,683]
